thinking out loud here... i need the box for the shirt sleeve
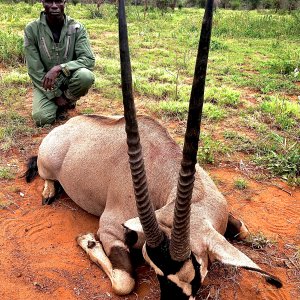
[24,24,62,100]
[60,25,95,76]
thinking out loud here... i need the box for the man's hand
[43,65,62,91]
[54,96,68,107]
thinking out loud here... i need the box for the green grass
[234,178,248,190]
[223,131,256,154]
[0,111,37,151]
[0,167,14,180]
[149,100,188,120]
[245,232,277,249]
[260,95,300,130]
[1,71,30,85]
[0,30,24,66]
[80,107,95,114]
[254,146,300,185]
[205,86,241,108]
[198,133,228,164]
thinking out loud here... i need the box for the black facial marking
[124,227,138,247]
[158,275,189,300]
[109,246,133,276]
[87,240,96,249]
[190,253,201,296]
[146,235,202,298]
[146,235,183,275]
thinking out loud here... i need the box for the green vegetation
[198,133,228,164]
[260,95,300,129]
[0,111,37,151]
[205,86,241,108]
[245,232,277,249]
[0,2,298,185]
[254,146,300,185]
[234,178,248,189]
[0,31,24,65]
[0,167,15,180]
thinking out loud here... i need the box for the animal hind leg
[225,213,249,241]
[42,179,64,205]
[77,232,135,295]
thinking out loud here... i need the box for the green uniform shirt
[24,12,95,100]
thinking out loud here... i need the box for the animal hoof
[42,196,56,205]
[76,233,97,251]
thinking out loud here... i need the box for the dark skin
[42,0,67,106]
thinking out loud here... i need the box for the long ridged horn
[118,0,164,248]
[170,0,215,261]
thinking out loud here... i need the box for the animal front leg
[77,233,135,295]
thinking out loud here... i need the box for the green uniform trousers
[32,68,94,126]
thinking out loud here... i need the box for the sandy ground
[0,93,299,300]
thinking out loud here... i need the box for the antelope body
[27,114,281,299]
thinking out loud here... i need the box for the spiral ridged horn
[170,0,215,262]
[118,0,164,248]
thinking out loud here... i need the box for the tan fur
[36,114,280,295]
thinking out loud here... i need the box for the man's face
[42,0,66,19]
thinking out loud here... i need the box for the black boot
[56,105,69,121]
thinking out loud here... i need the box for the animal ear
[207,229,282,288]
[123,217,145,249]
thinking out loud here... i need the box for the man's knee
[74,68,95,89]
[32,110,56,126]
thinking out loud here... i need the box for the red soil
[0,97,299,300]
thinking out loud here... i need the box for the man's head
[42,0,66,23]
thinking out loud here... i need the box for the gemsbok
[25,0,282,299]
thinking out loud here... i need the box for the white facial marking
[123,217,143,233]
[167,259,195,297]
[167,274,192,296]
[142,244,164,276]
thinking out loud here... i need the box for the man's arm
[24,25,63,100]
[60,25,95,77]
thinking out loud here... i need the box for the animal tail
[24,156,38,183]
